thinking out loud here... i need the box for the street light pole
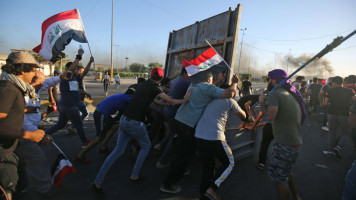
[114,44,119,73]
[238,28,247,74]
[287,49,291,74]
[110,0,114,79]
[125,56,129,69]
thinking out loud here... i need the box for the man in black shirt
[92,67,192,192]
[241,76,252,96]
[307,77,322,114]
[321,76,355,158]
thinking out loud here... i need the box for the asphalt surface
[15,78,356,200]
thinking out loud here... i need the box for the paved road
[17,78,355,200]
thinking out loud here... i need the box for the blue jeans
[70,100,88,129]
[45,105,87,143]
[94,115,151,184]
[343,160,356,200]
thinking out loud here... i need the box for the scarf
[268,69,306,124]
[0,71,38,103]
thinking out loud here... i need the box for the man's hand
[248,116,255,122]
[78,49,84,55]
[41,134,53,146]
[24,106,39,113]
[22,129,45,143]
[259,93,267,104]
[89,56,94,63]
[231,74,239,84]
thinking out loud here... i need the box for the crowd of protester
[0,49,355,200]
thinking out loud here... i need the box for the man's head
[212,70,227,86]
[137,77,145,84]
[313,77,318,83]
[332,76,343,87]
[181,67,189,80]
[77,66,84,75]
[245,76,250,81]
[54,69,62,76]
[347,75,356,84]
[2,52,40,83]
[267,69,288,90]
[150,67,164,82]
[124,88,135,96]
[295,76,305,82]
[31,71,46,91]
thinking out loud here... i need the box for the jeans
[328,114,350,150]
[46,105,88,143]
[343,160,356,200]
[70,100,88,129]
[94,115,151,184]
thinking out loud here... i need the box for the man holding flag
[160,47,240,194]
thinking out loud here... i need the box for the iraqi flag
[51,154,76,187]
[182,47,229,76]
[33,9,88,63]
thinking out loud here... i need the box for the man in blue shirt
[75,88,135,163]
[46,49,91,148]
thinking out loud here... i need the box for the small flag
[33,9,88,63]
[51,154,76,187]
[182,47,229,76]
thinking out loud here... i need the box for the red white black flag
[33,9,88,63]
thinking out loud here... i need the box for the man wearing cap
[0,51,46,199]
[15,70,71,197]
[259,69,305,200]
[92,67,192,193]
[320,76,355,158]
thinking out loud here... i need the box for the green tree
[129,63,145,72]
[147,62,163,73]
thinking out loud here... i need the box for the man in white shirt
[114,73,121,88]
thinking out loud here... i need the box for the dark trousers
[163,120,195,186]
[197,138,234,194]
[103,82,109,92]
[258,123,274,164]
[46,106,88,143]
[309,97,319,113]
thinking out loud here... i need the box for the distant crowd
[1,49,355,200]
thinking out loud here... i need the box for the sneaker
[160,184,182,194]
[156,161,169,169]
[90,183,104,194]
[67,128,77,135]
[333,147,342,158]
[256,162,265,170]
[183,169,190,176]
[81,140,90,149]
[321,126,329,131]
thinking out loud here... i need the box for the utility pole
[114,44,119,73]
[238,28,247,74]
[286,49,291,74]
[110,0,114,79]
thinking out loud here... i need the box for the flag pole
[52,141,69,160]
[251,30,356,109]
[205,39,231,69]
[76,8,96,70]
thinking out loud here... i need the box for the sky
[0,0,355,78]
